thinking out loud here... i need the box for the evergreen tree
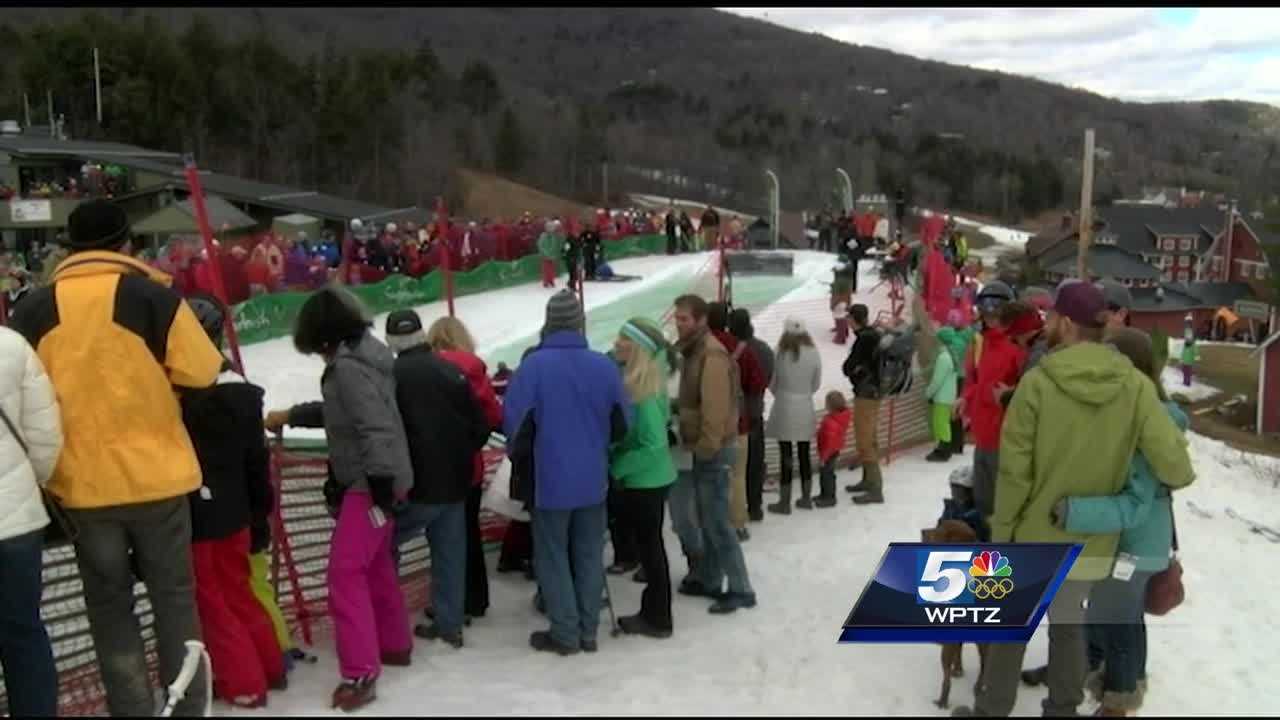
[494,106,528,176]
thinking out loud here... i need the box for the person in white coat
[765,319,822,514]
[0,325,63,717]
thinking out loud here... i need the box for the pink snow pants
[328,490,411,680]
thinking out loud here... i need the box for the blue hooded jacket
[1062,400,1189,572]
[502,330,631,510]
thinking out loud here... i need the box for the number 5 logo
[918,551,972,603]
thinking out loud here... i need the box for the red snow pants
[541,258,557,288]
[191,529,285,704]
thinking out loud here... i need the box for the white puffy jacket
[0,325,63,542]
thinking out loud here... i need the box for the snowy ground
[242,250,883,436]
[228,249,1279,716]
[918,209,1032,264]
[224,435,1280,717]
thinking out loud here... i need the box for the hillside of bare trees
[3,7,1278,219]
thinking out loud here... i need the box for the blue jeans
[0,528,58,717]
[692,448,753,596]
[393,502,467,635]
[1086,571,1155,699]
[532,503,607,648]
[668,469,702,560]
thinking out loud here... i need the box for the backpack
[875,326,916,397]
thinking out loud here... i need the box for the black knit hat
[65,200,130,251]
[385,309,424,337]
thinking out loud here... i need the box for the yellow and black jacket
[9,251,224,509]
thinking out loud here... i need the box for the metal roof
[81,154,427,224]
[0,135,181,160]
[1045,245,1162,280]
[1129,281,1255,312]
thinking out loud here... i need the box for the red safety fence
[3,436,511,717]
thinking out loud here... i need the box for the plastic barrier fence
[232,234,670,346]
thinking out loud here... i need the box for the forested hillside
[3,7,1278,219]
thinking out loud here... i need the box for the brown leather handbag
[1145,504,1184,616]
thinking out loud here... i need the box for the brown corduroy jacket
[676,329,739,461]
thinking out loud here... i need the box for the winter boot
[768,483,793,515]
[1021,664,1049,687]
[795,476,814,509]
[607,560,639,575]
[332,676,377,711]
[845,464,870,493]
[529,631,580,656]
[709,591,758,615]
[414,623,464,649]
[632,565,647,583]
[380,648,413,666]
[852,463,884,505]
[619,614,673,639]
[814,468,837,507]
[925,445,952,463]
[680,551,702,587]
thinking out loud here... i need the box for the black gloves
[367,474,398,516]
[323,462,346,520]
[250,519,271,555]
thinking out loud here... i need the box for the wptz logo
[917,550,1014,625]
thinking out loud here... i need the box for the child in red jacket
[815,391,852,508]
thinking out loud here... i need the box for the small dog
[921,519,990,709]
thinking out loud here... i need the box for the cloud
[718,7,1280,106]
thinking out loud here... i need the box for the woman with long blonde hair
[424,315,500,622]
[608,317,677,638]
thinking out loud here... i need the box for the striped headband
[620,320,662,356]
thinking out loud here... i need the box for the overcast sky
[719,7,1280,106]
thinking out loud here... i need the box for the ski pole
[159,639,212,717]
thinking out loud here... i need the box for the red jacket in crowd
[961,326,1026,451]
[712,329,768,435]
[817,408,852,463]
[438,349,503,486]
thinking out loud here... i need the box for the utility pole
[23,93,31,128]
[47,91,54,138]
[1077,128,1096,281]
[1223,198,1237,282]
[601,156,609,208]
[94,47,103,125]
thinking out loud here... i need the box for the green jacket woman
[609,318,677,490]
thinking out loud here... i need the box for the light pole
[765,170,780,250]
[835,168,854,213]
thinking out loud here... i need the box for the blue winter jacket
[1063,401,1189,573]
[502,330,631,510]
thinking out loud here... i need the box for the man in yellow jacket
[10,200,224,717]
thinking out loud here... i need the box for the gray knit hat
[1095,279,1133,311]
[544,289,585,335]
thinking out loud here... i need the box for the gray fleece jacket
[288,332,413,496]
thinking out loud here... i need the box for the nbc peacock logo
[967,550,1014,600]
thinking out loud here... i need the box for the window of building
[1212,256,1223,273]
[1162,270,1173,283]
[1177,270,1191,282]
[1178,255,1191,267]
[1163,238,1176,251]
[1180,237,1193,251]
